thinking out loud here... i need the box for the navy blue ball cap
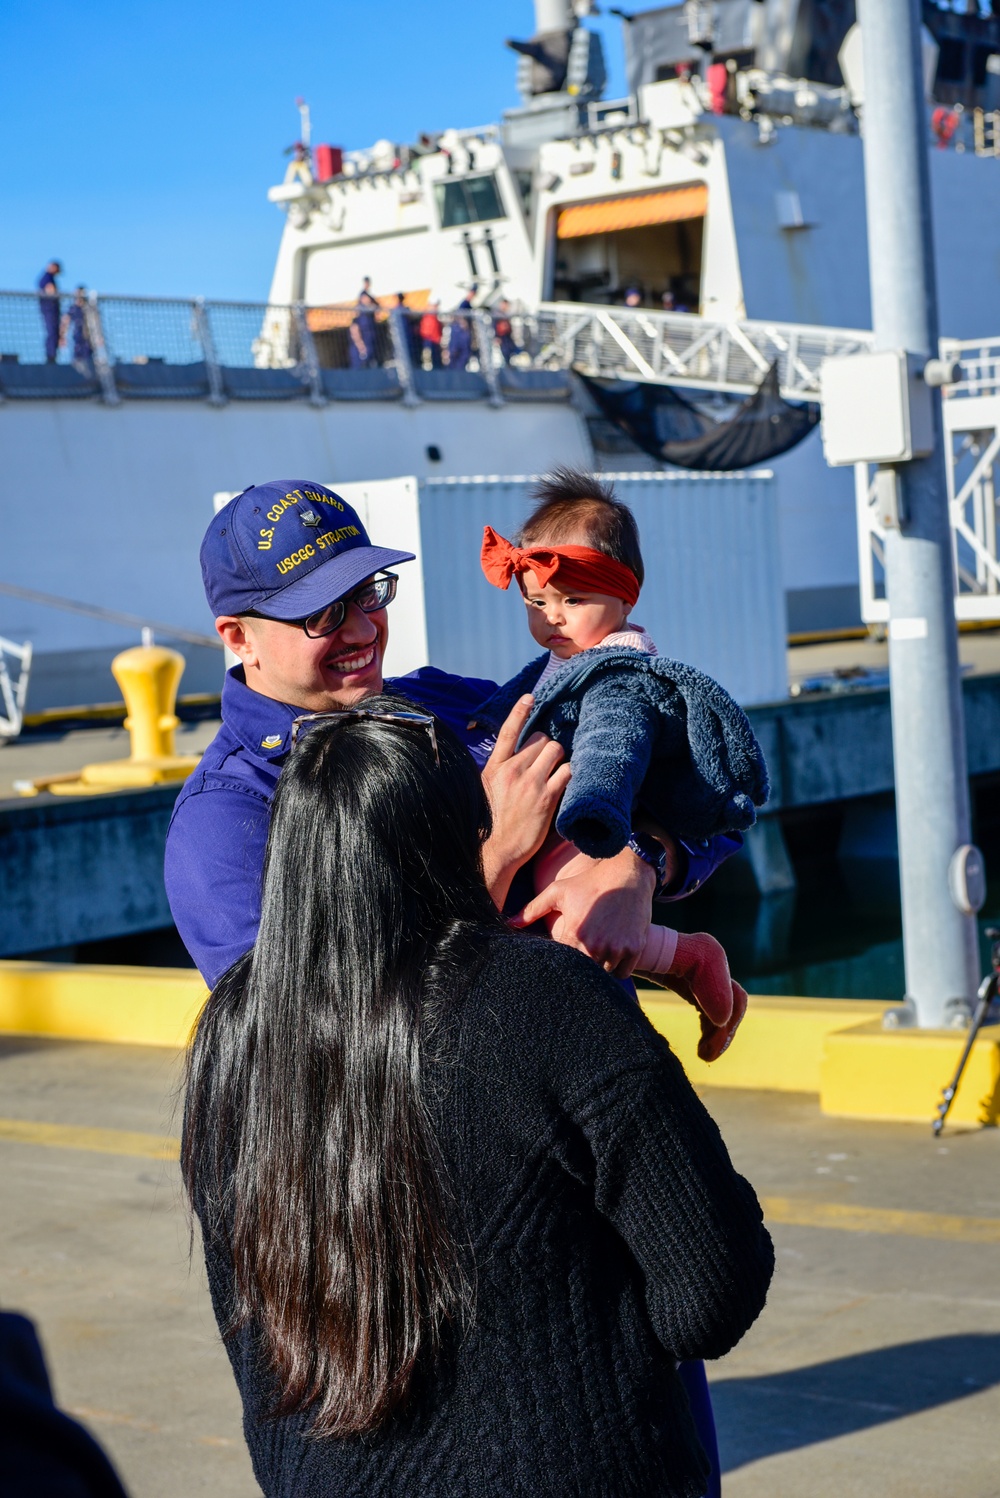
[201,480,415,620]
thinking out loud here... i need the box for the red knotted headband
[480,525,640,609]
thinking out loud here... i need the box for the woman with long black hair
[183,698,773,1497]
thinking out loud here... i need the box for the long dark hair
[182,697,504,1436]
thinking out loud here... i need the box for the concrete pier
[1,1031,997,1498]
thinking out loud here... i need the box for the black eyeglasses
[290,707,440,765]
[251,572,398,639]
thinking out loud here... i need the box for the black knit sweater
[197,934,773,1497]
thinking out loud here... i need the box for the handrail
[16,285,999,406]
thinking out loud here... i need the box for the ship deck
[1,1030,997,1497]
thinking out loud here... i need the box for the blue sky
[0,1,627,301]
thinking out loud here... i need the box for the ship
[2,0,1000,717]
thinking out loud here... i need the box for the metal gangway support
[534,300,875,399]
[857,335,1000,625]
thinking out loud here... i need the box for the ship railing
[535,300,875,399]
[857,333,1000,626]
[0,290,325,404]
[0,290,578,406]
[940,335,1000,399]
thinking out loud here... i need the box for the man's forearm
[482,839,519,911]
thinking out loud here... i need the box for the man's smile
[325,644,377,675]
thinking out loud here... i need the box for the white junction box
[819,349,935,466]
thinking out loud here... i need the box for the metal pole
[858,0,980,1027]
[193,298,227,407]
[292,303,326,407]
[86,292,121,407]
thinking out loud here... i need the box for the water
[29,835,1000,1003]
[670,862,1000,1001]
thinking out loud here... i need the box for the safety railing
[0,290,319,404]
[858,333,1000,624]
[940,335,1000,399]
[0,288,580,406]
[0,287,875,405]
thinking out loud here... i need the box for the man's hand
[511,845,656,979]
[656,930,748,1063]
[480,696,572,909]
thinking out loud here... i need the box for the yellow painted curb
[1,961,991,1132]
[820,1018,1000,1125]
[0,1117,180,1159]
[0,961,207,1049]
[638,988,886,1093]
[761,1195,1000,1242]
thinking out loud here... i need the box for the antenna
[295,96,311,149]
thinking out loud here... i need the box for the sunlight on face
[520,568,630,659]
[226,580,389,710]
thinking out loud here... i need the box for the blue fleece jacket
[473,649,769,859]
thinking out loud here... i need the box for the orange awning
[556,184,708,239]
[306,289,431,332]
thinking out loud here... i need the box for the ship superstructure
[4,1,1000,710]
[266,0,1000,337]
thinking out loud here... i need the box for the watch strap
[627,832,667,897]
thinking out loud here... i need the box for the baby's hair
[517,466,645,588]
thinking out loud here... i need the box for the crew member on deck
[37,261,62,363]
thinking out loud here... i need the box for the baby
[476,467,762,1056]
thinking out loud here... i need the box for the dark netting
[580,364,820,470]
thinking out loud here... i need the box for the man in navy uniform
[165,480,738,990]
[61,286,94,375]
[37,260,62,363]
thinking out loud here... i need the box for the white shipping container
[337,471,787,707]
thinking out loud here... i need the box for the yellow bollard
[24,643,203,795]
[111,645,185,761]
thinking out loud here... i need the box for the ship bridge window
[549,184,707,313]
[435,174,507,228]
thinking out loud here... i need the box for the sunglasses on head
[248,572,397,639]
[290,706,440,766]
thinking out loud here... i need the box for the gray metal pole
[857,0,980,1027]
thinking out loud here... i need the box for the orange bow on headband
[480,526,640,609]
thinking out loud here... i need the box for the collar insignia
[260,733,284,750]
[300,508,322,527]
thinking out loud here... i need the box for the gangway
[534,301,875,401]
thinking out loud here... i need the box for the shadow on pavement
[712,1334,1000,1471]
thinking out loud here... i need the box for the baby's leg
[532,831,745,1060]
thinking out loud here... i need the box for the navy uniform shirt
[165,665,740,986]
